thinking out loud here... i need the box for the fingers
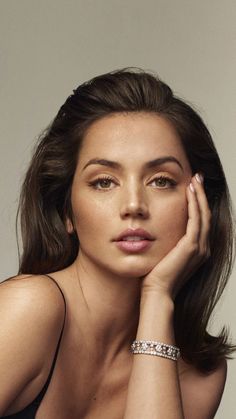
[187,173,211,260]
[185,180,201,248]
[142,173,211,299]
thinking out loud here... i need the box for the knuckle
[200,245,211,260]
[188,242,199,256]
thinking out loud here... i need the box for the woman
[0,68,235,418]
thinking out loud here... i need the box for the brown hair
[18,68,235,372]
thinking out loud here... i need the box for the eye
[88,176,116,190]
[149,175,177,189]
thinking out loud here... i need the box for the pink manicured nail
[189,183,195,193]
[195,173,203,183]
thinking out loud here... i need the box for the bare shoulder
[0,273,65,356]
[0,274,65,329]
[178,357,227,419]
[0,269,66,322]
[0,274,65,415]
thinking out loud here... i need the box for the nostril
[121,204,149,219]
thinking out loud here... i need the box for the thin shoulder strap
[44,274,67,318]
[1,274,68,417]
[28,274,67,408]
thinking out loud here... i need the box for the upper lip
[114,228,155,241]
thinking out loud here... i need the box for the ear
[65,217,74,234]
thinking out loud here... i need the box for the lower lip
[115,240,153,252]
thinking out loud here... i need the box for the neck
[71,251,141,363]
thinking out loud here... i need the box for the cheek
[71,195,109,239]
[156,196,188,243]
[168,206,188,240]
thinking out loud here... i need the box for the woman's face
[70,112,192,278]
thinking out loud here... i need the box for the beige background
[0,0,235,417]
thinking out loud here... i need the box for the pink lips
[114,228,155,253]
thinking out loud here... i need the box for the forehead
[78,112,190,170]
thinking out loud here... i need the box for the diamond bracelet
[130,340,180,361]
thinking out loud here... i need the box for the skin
[65,111,210,361]
[71,112,192,282]
[63,112,217,418]
[2,112,224,418]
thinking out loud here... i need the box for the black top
[1,274,67,418]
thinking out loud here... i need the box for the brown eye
[88,176,116,190]
[98,179,112,188]
[155,177,168,187]
[150,176,177,189]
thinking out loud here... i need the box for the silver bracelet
[130,340,180,361]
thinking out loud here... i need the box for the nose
[119,183,149,219]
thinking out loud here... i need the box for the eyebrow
[82,156,184,172]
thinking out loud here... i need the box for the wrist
[137,293,175,342]
[140,288,175,313]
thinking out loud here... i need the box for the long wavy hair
[18,68,235,372]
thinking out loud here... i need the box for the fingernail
[189,183,195,193]
[195,173,204,184]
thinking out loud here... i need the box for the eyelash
[88,175,177,190]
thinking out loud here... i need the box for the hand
[140,173,211,301]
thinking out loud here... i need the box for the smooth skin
[0,113,226,418]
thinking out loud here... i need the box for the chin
[115,261,157,279]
